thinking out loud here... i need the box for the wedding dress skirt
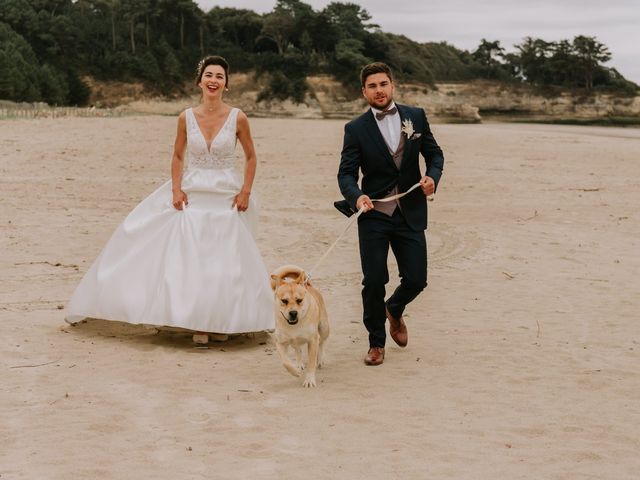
[66,107,274,333]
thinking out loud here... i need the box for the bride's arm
[171,112,188,210]
[233,111,256,212]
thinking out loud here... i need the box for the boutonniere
[401,119,421,140]
[401,119,414,137]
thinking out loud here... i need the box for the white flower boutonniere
[401,118,415,138]
[401,118,422,140]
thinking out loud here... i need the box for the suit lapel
[363,109,397,170]
[396,104,413,171]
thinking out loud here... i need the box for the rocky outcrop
[422,81,640,122]
[226,74,482,123]
[95,74,640,124]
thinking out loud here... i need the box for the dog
[270,265,330,388]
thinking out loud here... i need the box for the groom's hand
[420,176,435,196]
[356,195,374,212]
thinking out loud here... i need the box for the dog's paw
[285,364,302,377]
[302,373,317,388]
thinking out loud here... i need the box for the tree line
[1,0,636,106]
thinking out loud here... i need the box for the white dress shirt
[371,101,401,152]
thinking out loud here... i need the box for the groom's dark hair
[360,62,394,87]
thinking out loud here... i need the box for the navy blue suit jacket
[337,104,444,231]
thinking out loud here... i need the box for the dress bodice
[185,107,239,169]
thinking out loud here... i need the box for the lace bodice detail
[185,107,239,169]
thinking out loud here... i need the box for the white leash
[305,182,425,282]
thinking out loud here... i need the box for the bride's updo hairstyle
[195,55,230,88]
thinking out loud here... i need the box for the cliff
[90,74,640,124]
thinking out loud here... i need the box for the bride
[66,55,274,344]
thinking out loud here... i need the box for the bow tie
[375,106,397,120]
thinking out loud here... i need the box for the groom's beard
[368,97,393,110]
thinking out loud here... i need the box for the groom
[337,62,444,366]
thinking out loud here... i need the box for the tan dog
[270,265,330,388]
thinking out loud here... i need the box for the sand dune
[1,115,639,479]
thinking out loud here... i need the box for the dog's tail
[270,264,309,290]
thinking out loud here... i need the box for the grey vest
[373,133,405,216]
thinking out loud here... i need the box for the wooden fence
[0,104,121,119]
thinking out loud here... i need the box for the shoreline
[2,106,639,127]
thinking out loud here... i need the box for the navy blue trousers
[357,208,427,348]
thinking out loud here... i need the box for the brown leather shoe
[385,307,408,347]
[364,347,385,366]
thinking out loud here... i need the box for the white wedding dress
[66,107,274,333]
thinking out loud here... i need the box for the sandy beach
[1,115,639,479]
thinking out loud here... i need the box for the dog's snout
[286,310,299,325]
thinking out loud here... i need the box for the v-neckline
[191,107,234,153]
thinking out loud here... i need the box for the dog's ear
[270,274,281,291]
[295,272,311,286]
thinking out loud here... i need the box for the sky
[196,0,640,84]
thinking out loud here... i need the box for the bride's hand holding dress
[172,189,188,210]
